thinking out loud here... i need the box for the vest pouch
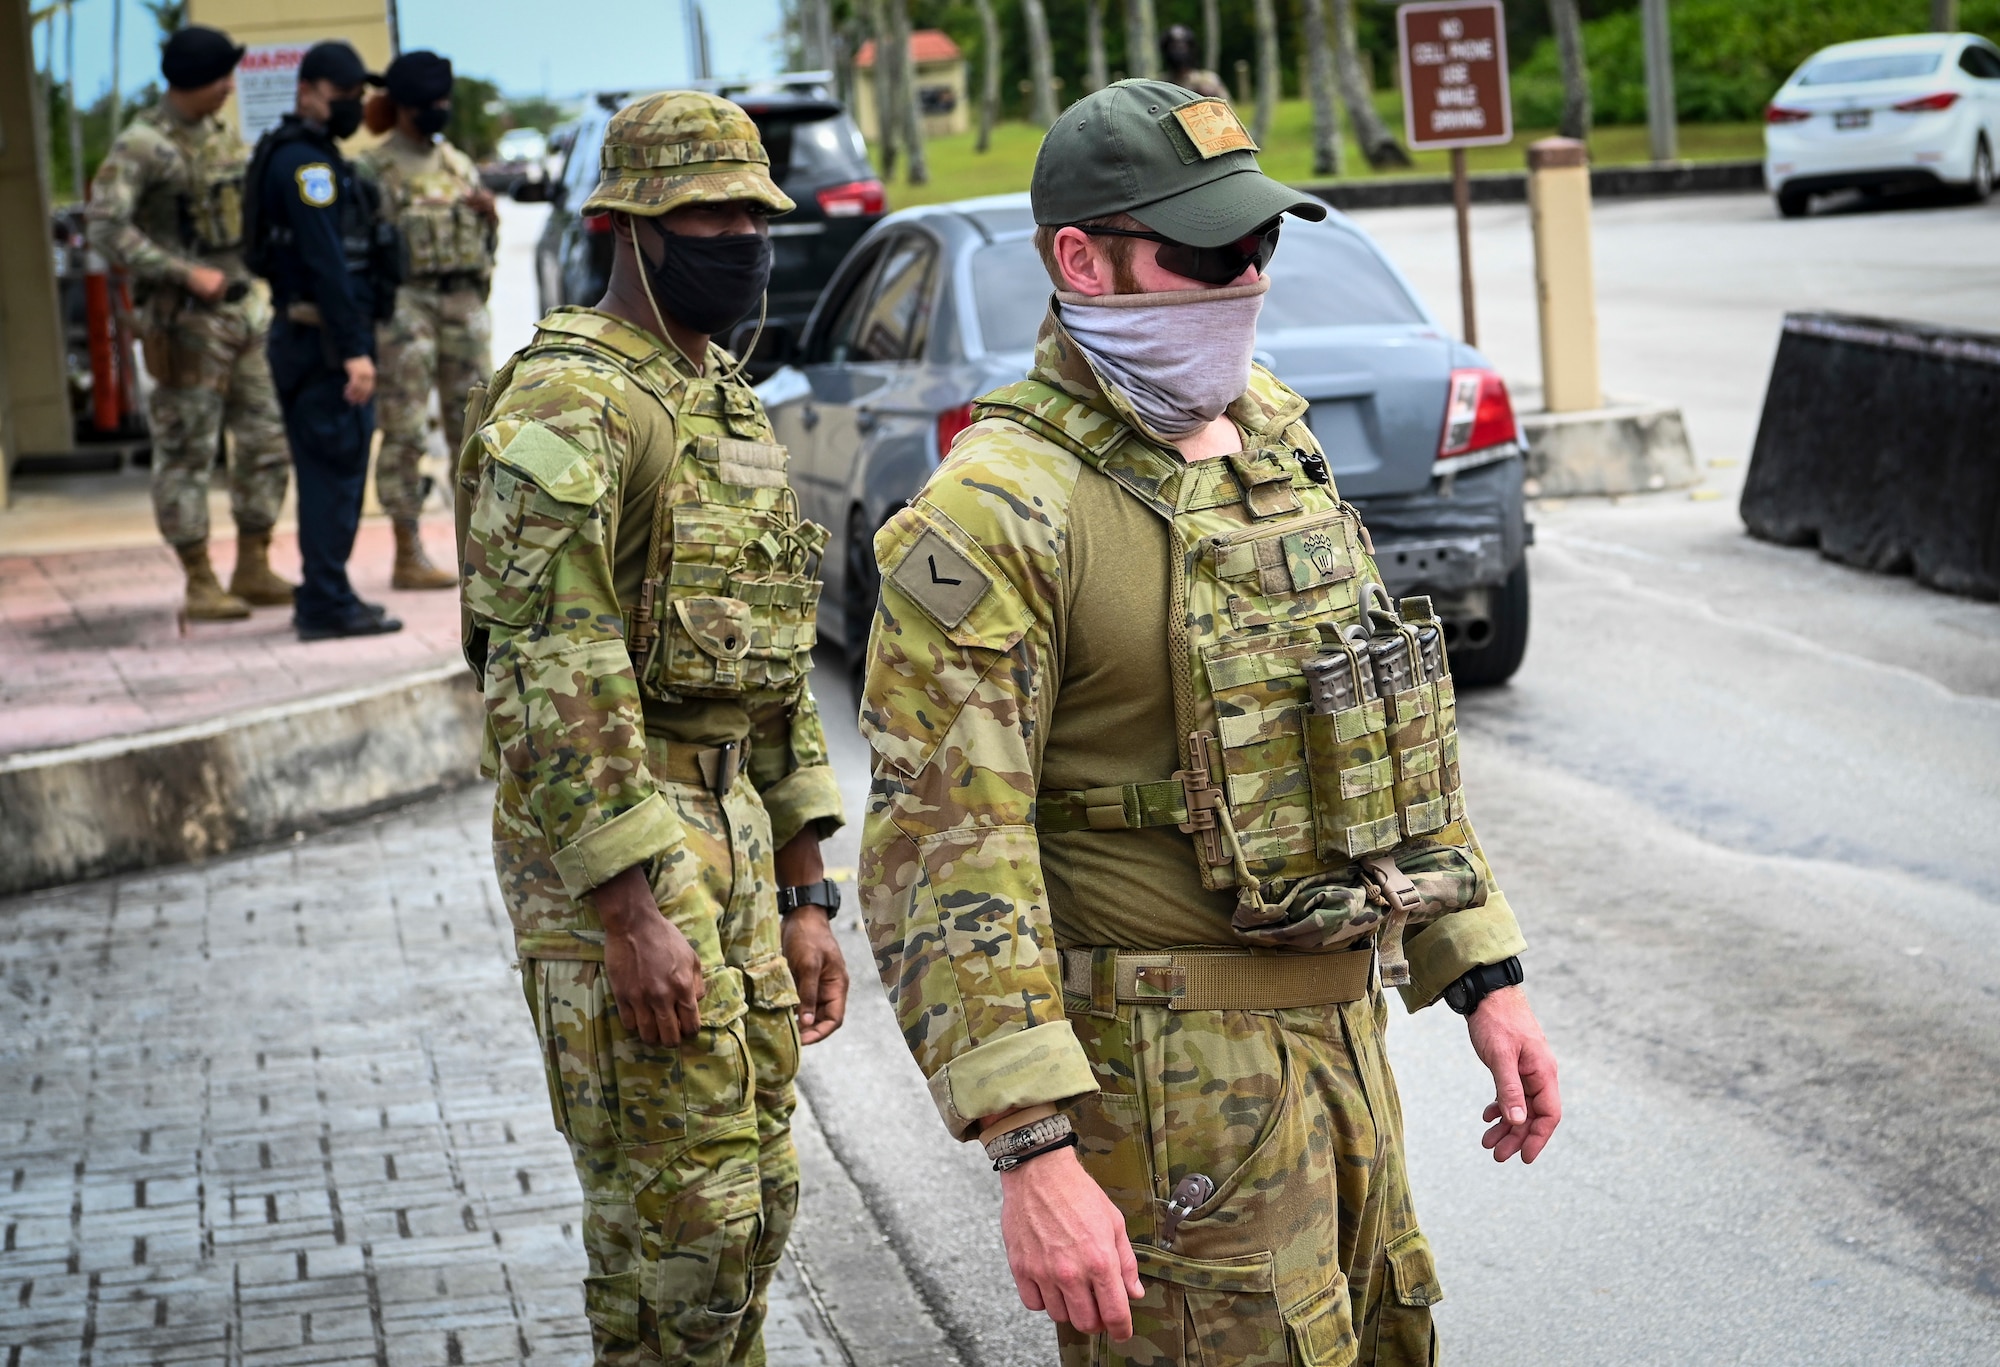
[1230,841,1488,953]
[665,595,754,689]
[1370,622,1448,840]
[1302,640,1400,861]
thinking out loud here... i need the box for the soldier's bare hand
[1466,985,1561,1164]
[595,864,706,1046]
[465,186,498,220]
[999,1147,1143,1341]
[185,265,227,302]
[342,356,376,406]
[781,905,848,1044]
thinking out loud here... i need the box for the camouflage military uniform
[458,93,841,1367]
[858,316,1530,1365]
[357,129,494,521]
[88,100,289,549]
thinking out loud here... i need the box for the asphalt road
[799,189,2000,1366]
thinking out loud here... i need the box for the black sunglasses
[1078,220,1282,286]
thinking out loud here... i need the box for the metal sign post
[1398,0,1512,348]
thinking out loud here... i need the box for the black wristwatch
[1442,956,1523,1015]
[777,879,841,917]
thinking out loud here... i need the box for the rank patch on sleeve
[296,163,336,207]
[1171,100,1257,158]
[888,528,990,630]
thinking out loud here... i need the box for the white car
[1764,32,2000,217]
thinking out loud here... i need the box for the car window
[1797,52,1944,85]
[1961,46,2000,79]
[812,243,887,364]
[758,113,872,186]
[970,240,1049,354]
[1260,227,1426,329]
[564,117,604,202]
[845,234,937,363]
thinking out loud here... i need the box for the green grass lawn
[877,97,1765,210]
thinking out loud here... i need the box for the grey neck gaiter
[1056,277,1269,439]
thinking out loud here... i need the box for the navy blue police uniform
[252,96,402,638]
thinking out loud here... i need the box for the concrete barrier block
[1742,312,2000,599]
[1517,395,1699,498]
[0,663,484,896]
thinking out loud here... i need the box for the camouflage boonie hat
[581,91,794,217]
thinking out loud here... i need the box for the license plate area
[1835,110,1871,131]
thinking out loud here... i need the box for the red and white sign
[1398,1,1513,150]
[237,45,311,142]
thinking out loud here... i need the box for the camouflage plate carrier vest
[456,313,825,706]
[983,374,1486,982]
[371,143,494,280]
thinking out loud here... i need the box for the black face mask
[326,96,364,139]
[638,222,772,337]
[414,104,451,137]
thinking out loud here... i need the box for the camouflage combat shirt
[463,307,844,948]
[356,129,495,281]
[860,314,1529,1138]
[87,99,249,296]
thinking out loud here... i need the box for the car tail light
[1893,92,1959,113]
[1438,369,1517,460]
[817,179,886,218]
[583,212,614,234]
[1764,104,1812,125]
[935,403,974,460]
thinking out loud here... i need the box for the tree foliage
[446,75,505,161]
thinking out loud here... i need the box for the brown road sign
[1399,1,1513,150]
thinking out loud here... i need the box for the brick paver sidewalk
[0,520,464,757]
[0,788,846,1366]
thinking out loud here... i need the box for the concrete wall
[0,664,486,896]
[0,0,76,491]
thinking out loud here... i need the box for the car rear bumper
[1347,455,1526,599]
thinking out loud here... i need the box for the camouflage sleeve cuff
[1398,887,1529,1011]
[758,763,846,850]
[924,1020,1100,1142]
[550,792,685,898]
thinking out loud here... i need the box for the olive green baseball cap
[1032,79,1326,247]
[581,91,794,217]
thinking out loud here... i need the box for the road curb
[0,662,483,896]
[1301,158,1766,211]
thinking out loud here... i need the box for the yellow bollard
[1527,137,1602,414]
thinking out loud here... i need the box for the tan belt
[650,739,746,796]
[284,301,322,327]
[1060,945,1372,1012]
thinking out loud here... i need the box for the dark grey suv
[759,193,1532,686]
[520,80,885,373]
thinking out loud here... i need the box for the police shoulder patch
[1171,99,1257,158]
[296,163,336,207]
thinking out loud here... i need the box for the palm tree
[1085,0,1109,93]
[1549,0,1591,140]
[889,0,927,184]
[1021,0,1059,125]
[1330,0,1411,168]
[973,0,1002,150]
[867,0,898,179]
[1301,0,1343,177]
[1251,0,1278,142]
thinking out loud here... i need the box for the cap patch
[1170,100,1256,159]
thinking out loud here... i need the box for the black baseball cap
[1032,79,1326,248]
[297,40,382,90]
[385,50,453,106]
[160,26,244,90]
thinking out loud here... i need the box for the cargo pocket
[742,956,802,1102]
[1376,1228,1442,1365]
[462,422,603,627]
[1125,1247,1357,1367]
[583,1269,642,1347]
[642,1165,763,1361]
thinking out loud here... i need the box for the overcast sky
[34,0,789,102]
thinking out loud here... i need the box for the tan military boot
[176,542,252,620]
[391,518,458,590]
[228,530,296,606]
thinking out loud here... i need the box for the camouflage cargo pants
[374,282,492,520]
[511,764,800,1367]
[140,288,290,547]
[1059,973,1441,1367]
